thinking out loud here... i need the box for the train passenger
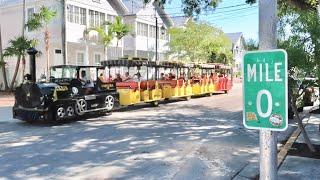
[98,73,107,83]
[179,73,185,81]
[160,73,165,80]
[133,72,141,82]
[114,73,123,82]
[164,74,170,80]
[123,72,133,82]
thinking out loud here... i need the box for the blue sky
[164,0,259,41]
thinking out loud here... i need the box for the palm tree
[0,25,9,91]
[25,6,56,77]
[109,16,131,57]
[89,26,114,60]
[3,37,33,90]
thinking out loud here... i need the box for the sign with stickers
[243,50,288,131]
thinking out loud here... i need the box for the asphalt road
[0,83,294,179]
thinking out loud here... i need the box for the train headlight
[72,87,79,95]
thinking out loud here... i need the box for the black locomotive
[12,48,119,123]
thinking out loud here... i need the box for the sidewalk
[233,109,318,180]
[278,114,320,179]
[0,93,14,107]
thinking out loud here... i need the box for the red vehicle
[215,64,233,93]
[200,63,233,94]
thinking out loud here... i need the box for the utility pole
[61,0,67,64]
[155,16,158,80]
[259,0,278,179]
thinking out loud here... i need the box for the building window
[80,8,86,25]
[107,14,115,23]
[89,10,94,27]
[27,8,34,19]
[149,25,156,38]
[137,22,148,37]
[77,52,84,65]
[67,5,74,23]
[160,29,167,40]
[95,11,100,27]
[94,53,102,65]
[27,8,35,32]
[74,6,79,24]
[100,13,105,26]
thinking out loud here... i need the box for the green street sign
[243,49,288,131]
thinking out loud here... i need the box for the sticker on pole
[243,49,288,131]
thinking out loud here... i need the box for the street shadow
[0,100,257,179]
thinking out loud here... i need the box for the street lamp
[155,17,166,79]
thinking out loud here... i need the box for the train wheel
[75,99,87,115]
[224,90,228,94]
[151,101,159,107]
[56,107,66,119]
[66,106,75,117]
[105,95,115,111]
[185,96,191,101]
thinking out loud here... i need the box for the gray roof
[225,32,243,44]
[122,0,145,14]
[172,16,189,27]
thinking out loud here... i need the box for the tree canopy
[168,21,232,64]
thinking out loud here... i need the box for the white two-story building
[121,0,172,61]
[226,32,245,72]
[0,0,172,87]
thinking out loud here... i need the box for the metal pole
[27,48,39,83]
[155,16,158,80]
[61,0,67,65]
[259,0,278,179]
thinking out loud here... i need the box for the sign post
[243,49,288,180]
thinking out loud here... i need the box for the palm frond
[90,26,114,48]
[109,16,131,40]
[3,36,33,58]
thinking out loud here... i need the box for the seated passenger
[80,70,94,88]
[113,73,123,83]
[133,72,141,82]
[160,73,165,80]
[123,72,133,82]
[98,73,106,83]
[107,75,113,82]
[179,73,185,80]
[164,73,170,80]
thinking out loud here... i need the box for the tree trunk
[10,55,21,91]
[290,91,316,152]
[45,29,50,78]
[0,25,9,91]
[21,56,26,83]
[116,39,119,59]
[104,46,108,61]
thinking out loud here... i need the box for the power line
[207,11,257,23]
[165,3,249,10]
[204,7,257,20]
[135,5,257,18]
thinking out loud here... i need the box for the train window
[51,67,77,79]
